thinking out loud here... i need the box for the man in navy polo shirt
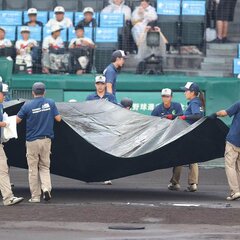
[86,75,116,103]
[103,50,126,100]
[0,82,24,206]
[151,88,183,119]
[17,82,61,203]
[213,102,240,200]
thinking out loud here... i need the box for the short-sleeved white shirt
[42,35,64,50]
[0,39,12,47]
[46,17,73,29]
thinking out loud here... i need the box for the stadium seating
[23,11,49,24]
[0,11,22,26]
[80,0,105,12]
[233,58,240,75]
[55,0,79,11]
[29,0,55,11]
[4,0,28,10]
[3,25,16,41]
[17,26,42,42]
[99,13,124,28]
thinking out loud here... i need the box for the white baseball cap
[54,6,65,13]
[0,27,5,33]
[50,25,63,33]
[95,75,106,83]
[27,8,37,15]
[161,88,172,96]
[20,26,30,33]
[83,7,94,15]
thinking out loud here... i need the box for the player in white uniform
[42,25,65,74]
[15,26,38,74]
[46,6,73,29]
[0,27,12,49]
[69,26,95,75]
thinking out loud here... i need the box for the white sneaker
[187,184,198,192]
[104,180,112,185]
[168,183,181,191]
[4,196,24,206]
[28,198,40,203]
[226,192,240,201]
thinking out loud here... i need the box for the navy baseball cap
[111,50,127,62]
[32,82,46,95]
[181,82,200,93]
[120,97,133,108]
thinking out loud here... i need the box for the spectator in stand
[101,0,132,22]
[76,7,97,28]
[0,27,12,49]
[42,25,65,74]
[69,26,95,75]
[214,0,237,43]
[46,6,73,29]
[131,0,157,47]
[15,26,38,74]
[24,8,43,27]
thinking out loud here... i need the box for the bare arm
[106,83,113,94]
[0,121,7,127]
[16,116,22,124]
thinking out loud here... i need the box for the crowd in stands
[0,0,169,75]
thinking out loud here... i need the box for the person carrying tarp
[16,82,61,203]
[168,82,205,192]
[210,102,240,200]
[151,88,183,119]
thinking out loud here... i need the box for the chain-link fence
[0,0,238,75]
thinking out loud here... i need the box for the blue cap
[181,82,200,93]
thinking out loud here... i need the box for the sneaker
[104,180,112,185]
[28,198,40,203]
[4,196,24,206]
[168,183,181,191]
[187,184,198,192]
[210,37,223,44]
[222,37,231,43]
[43,190,51,201]
[226,192,240,201]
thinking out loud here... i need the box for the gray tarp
[4,100,228,182]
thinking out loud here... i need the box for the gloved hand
[178,116,186,120]
[207,113,217,120]
[165,114,173,120]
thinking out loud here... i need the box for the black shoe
[43,191,51,201]
[210,37,223,43]
[222,37,231,43]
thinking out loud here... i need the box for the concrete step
[192,70,233,77]
[207,43,238,51]
[200,62,233,72]
[203,57,233,64]
[206,49,237,57]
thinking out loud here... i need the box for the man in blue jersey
[0,82,24,206]
[86,75,116,103]
[103,50,127,100]
[17,82,61,203]
[151,88,183,119]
